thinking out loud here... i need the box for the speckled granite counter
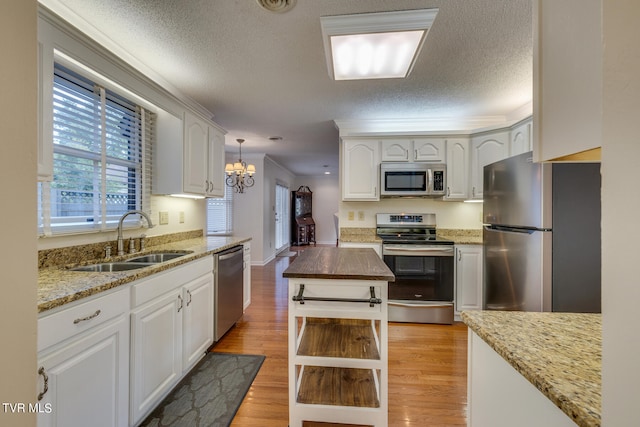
[462,310,601,427]
[339,227,483,244]
[437,228,483,244]
[38,236,250,313]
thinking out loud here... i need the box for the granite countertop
[38,236,250,313]
[461,310,601,427]
[339,227,483,245]
[283,247,394,281]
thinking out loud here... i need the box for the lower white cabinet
[129,256,213,425]
[455,245,484,317]
[243,242,251,310]
[36,288,130,427]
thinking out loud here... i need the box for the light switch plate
[159,211,169,225]
[179,211,185,224]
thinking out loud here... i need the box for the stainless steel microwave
[380,162,446,197]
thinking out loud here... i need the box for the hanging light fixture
[225,139,256,193]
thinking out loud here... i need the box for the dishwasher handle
[217,246,243,261]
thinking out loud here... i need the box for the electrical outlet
[179,211,185,224]
[358,211,365,221]
[347,211,354,221]
[159,211,169,225]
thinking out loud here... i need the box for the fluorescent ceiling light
[320,9,438,81]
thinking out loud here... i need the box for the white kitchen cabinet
[130,257,213,425]
[243,242,252,310]
[381,138,445,162]
[341,138,380,201]
[444,137,470,200]
[533,0,602,162]
[154,109,226,198]
[469,130,509,200]
[338,241,382,258]
[36,288,129,427]
[509,117,533,157]
[467,331,577,427]
[455,245,483,318]
[182,274,215,371]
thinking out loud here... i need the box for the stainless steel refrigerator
[483,151,601,313]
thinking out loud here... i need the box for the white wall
[294,175,341,245]
[601,0,640,423]
[229,153,295,264]
[340,199,483,229]
[37,195,206,250]
[0,1,37,425]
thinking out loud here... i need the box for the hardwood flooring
[211,247,469,426]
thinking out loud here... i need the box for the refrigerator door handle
[485,225,536,234]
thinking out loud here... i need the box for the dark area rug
[140,352,265,427]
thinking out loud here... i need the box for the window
[207,184,233,235]
[38,62,154,235]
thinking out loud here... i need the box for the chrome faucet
[117,210,154,256]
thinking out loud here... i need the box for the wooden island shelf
[283,247,394,427]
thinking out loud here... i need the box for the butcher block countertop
[462,310,601,427]
[283,247,394,281]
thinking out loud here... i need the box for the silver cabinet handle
[73,309,101,324]
[186,290,192,307]
[37,366,48,401]
[458,249,462,261]
[447,186,451,197]
[472,186,476,197]
[177,295,184,312]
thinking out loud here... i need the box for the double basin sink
[70,252,191,272]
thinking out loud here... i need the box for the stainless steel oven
[377,213,455,324]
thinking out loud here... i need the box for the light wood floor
[212,247,469,426]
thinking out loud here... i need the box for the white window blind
[38,62,154,236]
[207,184,233,235]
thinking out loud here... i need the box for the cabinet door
[130,290,183,425]
[183,273,214,371]
[243,243,251,310]
[455,245,484,314]
[342,139,380,201]
[207,126,225,197]
[37,317,129,427]
[183,111,208,195]
[444,138,470,200]
[381,139,411,162]
[510,118,533,157]
[413,138,446,162]
[470,131,509,200]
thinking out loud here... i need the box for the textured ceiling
[41,0,533,176]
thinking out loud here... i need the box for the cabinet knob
[177,295,184,312]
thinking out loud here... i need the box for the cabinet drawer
[38,287,129,352]
[132,256,212,307]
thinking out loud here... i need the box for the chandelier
[225,139,256,193]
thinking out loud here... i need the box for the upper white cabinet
[381,138,446,162]
[533,0,602,161]
[154,109,226,197]
[444,137,470,200]
[342,138,380,201]
[509,118,533,157]
[469,130,509,200]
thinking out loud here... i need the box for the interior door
[275,183,290,251]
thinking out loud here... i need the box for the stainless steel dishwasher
[214,245,244,341]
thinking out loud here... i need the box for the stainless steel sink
[125,252,189,263]
[69,262,154,272]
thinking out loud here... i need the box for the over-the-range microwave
[380,162,446,197]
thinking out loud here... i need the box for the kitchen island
[283,247,394,427]
[462,310,601,427]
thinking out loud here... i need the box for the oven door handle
[388,301,453,309]
[383,247,454,256]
